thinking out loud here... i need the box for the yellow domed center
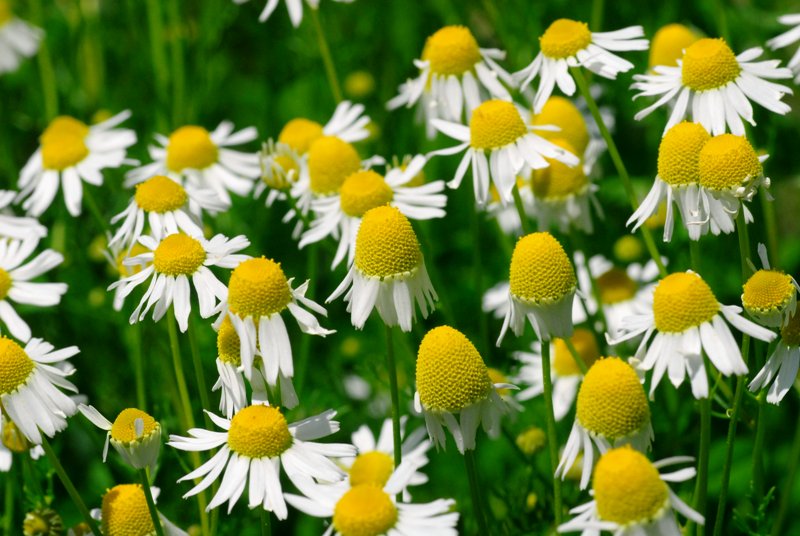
[349,451,394,487]
[2,418,31,453]
[649,23,699,68]
[657,121,710,186]
[532,96,589,155]
[333,485,398,536]
[354,206,422,278]
[308,136,362,195]
[0,268,12,301]
[781,312,800,347]
[340,170,394,218]
[134,175,187,213]
[743,270,795,313]
[470,100,528,150]
[0,337,34,395]
[278,118,324,155]
[698,134,762,191]
[682,38,741,91]
[110,408,158,443]
[116,243,150,278]
[227,257,292,318]
[152,233,206,276]
[227,405,293,459]
[509,232,576,303]
[416,325,492,413]
[40,116,90,171]
[593,447,669,526]
[217,316,242,366]
[540,19,592,59]
[596,267,637,304]
[576,357,650,440]
[421,25,482,76]
[553,328,600,376]
[101,484,154,536]
[530,138,586,200]
[653,272,719,332]
[166,126,218,172]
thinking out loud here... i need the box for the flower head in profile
[96,484,187,536]
[78,405,162,473]
[767,14,800,83]
[742,244,799,329]
[0,1,42,74]
[750,310,800,405]
[234,0,354,28]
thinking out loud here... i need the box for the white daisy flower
[648,23,700,70]
[126,121,260,206]
[387,25,512,138]
[749,310,800,404]
[742,243,799,329]
[299,155,446,269]
[559,447,704,535]
[608,271,777,399]
[255,139,304,211]
[327,206,437,332]
[17,112,136,217]
[515,19,648,113]
[168,404,355,519]
[0,3,42,74]
[0,190,46,241]
[632,37,793,136]
[768,14,800,83]
[77,405,161,473]
[234,0,354,28]
[105,241,151,312]
[0,413,43,472]
[95,484,188,536]
[109,231,250,332]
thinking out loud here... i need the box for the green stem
[470,199,490,358]
[309,7,343,103]
[464,449,491,536]
[260,508,272,536]
[751,395,767,499]
[714,0,730,43]
[772,410,800,536]
[140,469,166,536]
[511,184,532,235]
[385,326,402,471]
[295,243,318,393]
[30,0,58,120]
[690,391,711,536]
[167,311,195,431]
[131,323,147,410]
[83,187,110,235]
[540,340,563,525]
[563,338,587,375]
[3,464,13,535]
[570,67,667,278]
[166,0,187,125]
[146,0,170,131]
[760,189,779,264]
[689,240,701,274]
[590,0,605,31]
[188,318,213,428]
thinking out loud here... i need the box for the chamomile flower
[414,326,514,453]
[608,271,777,399]
[632,38,793,136]
[742,244,799,329]
[768,14,800,83]
[299,157,447,269]
[109,232,250,332]
[106,241,150,312]
[387,25,512,137]
[556,357,653,490]
[749,310,800,404]
[235,0,354,27]
[559,447,703,535]
[78,405,161,473]
[649,24,700,69]
[256,139,303,210]
[431,99,579,206]
[18,112,136,217]
[0,336,79,444]
[126,121,260,206]
[96,484,187,536]
[0,2,42,74]
[515,19,648,113]
[0,191,46,241]
[327,206,437,332]
[1,414,43,472]
[168,404,355,518]
[23,507,63,536]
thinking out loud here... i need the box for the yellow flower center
[227,405,293,459]
[227,257,292,318]
[539,19,593,59]
[532,96,589,155]
[470,100,528,151]
[152,233,206,276]
[421,25,482,76]
[781,312,800,347]
[349,451,394,487]
[110,408,159,443]
[593,447,669,526]
[116,243,150,278]
[649,23,699,68]
[530,138,586,200]
[0,337,35,395]
[333,485,398,536]
[614,236,645,263]
[509,232,576,303]
[657,121,710,186]
[0,268,11,301]
[217,316,242,366]
[681,38,741,91]
[101,484,154,536]
[307,136,362,195]
[340,170,394,218]
[653,272,719,333]
[698,134,762,191]
[596,267,637,304]
[742,270,795,315]
[278,118,324,155]
[553,328,600,376]
[2,418,31,453]
[263,155,299,190]
[515,426,547,456]
[40,116,90,171]
[166,126,218,172]
[134,175,188,213]
[354,206,422,279]
[416,325,492,413]
[576,357,650,440]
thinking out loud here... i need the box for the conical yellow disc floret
[540,19,592,59]
[698,134,762,191]
[227,405,293,459]
[653,272,718,332]
[110,409,158,443]
[278,118,324,155]
[0,337,34,395]
[227,257,292,318]
[470,100,528,150]
[743,269,795,315]
[681,38,741,91]
[349,451,394,487]
[101,484,154,536]
[509,232,576,303]
[781,312,800,347]
[40,116,90,171]
[596,267,637,304]
[576,357,650,440]
[0,268,11,301]
[657,121,710,186]
[333,484,398,536]
[649,23,699,68]
[307,136,362,195]
[532,96,589,155]
[416,326,492,413]
[354,206,422,278]
[421,26,482,76]
[593,447,669,526]
[340,170,394,218]
[134,175,187,213]
[530,138,586,200]
[217,316,242,366]
[2,418,31,453]
[166,126,218,172]
[553,328,600,376]
[152,234,206,276]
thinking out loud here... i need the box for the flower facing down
[78,404,162,473]
[749,310,800,405]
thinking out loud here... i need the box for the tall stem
[309,7,343,103]
[385,325,402,471]
[30,0,58,121]
[3,465,13,535]
[540,340,563,525]
[464,449,491,536]
[563,338,587,374]
[511,184,532,235]
[188,318,213,428]
[140,469,166,536]
[590,0,605,31]
[130,323,147,410]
